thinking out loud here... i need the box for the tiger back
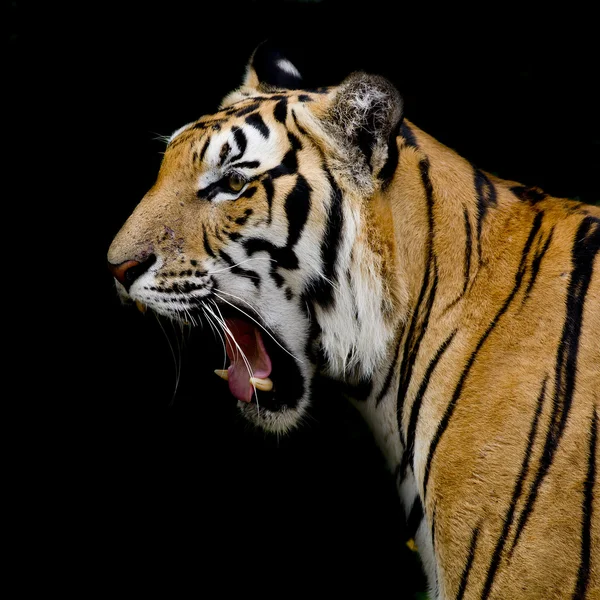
[107,45,599,599]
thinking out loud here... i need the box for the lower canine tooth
[249,377,273,392]
[214,369,229,381]
[135,300,147,314]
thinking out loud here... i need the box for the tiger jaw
[122,286,314,434]
[135,298,275,398]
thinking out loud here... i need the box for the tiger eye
[228,173,246,192]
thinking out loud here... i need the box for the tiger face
[107,47,403,434]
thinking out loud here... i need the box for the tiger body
[108,48,599,599]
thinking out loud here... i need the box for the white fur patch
[317,201,395,380]
[276,58,302,80]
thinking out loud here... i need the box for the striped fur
[108,49,599,598]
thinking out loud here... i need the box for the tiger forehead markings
[108,45,599,599]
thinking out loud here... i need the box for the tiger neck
[333,119,516,468]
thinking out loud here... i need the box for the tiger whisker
[153,312,182,405]
[206,257,277,275]
[151,131,172,144]
[210,300,261,412]
[200,302,228,369]
[212,290,303,364]
[205,300,260,411]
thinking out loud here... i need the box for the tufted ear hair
[325,72,403,186]
[242,42,304,91]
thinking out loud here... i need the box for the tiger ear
[242,42,304,91]
[325,73,403,185]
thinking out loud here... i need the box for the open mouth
[211,310,305,413]
[214,316,273,403]
[132,297,305,413]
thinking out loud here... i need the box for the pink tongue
[225,318,272,403]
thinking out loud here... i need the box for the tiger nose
[108,255,156,291]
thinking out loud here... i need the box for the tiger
[107,44,599,599]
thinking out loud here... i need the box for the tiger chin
[108,44,599,599]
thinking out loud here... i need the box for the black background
[7,1,598,595]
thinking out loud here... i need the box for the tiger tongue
[224,318,272,403]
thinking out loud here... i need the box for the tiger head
[108,46,404,434]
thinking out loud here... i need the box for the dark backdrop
[7,1,598,596]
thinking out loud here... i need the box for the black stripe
[235,209,253,226]
[457,526,480,600]
[243,238,299,271]
[203,225,215,258]
[423,211,545,501]
[376,327,403,406]
[245,113,270,138]
[521,227,554,306]
[474,168,497,262]
[462,207,473,296]
[263,177,274,224]
[378,118,402,187]
[510,216,600,552]
[232,160,260,170]
[199,136,211,163]
[239,186,257,200]
[510,185,547,204]
[311,170,343,309]
[246,94,287,102]
[230,127,248,163]
[291,109,309,136]
[287,131,302,151]
[273,98,288,124]
[400,122,419,149]
[264,134,300,181]
[574,408,598,599]
[398,272,437,452]
[218,142,231,166]
[269,148,298,179]
[481,377,548,600]
[232,102,260,117]
[440,207,473,312]
[406,497,424,540]
[197,179,226,201]
[397,158,437,447]
[285,174,311,249]
[406,330,457,471]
